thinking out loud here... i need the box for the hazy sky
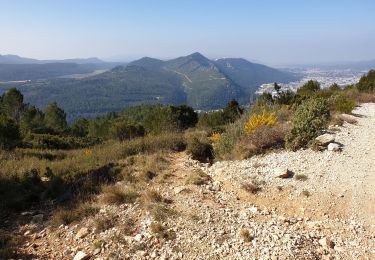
[0,0,374,65]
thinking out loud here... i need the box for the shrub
[185,169,211,185]
[285,98,330,150]
[198,111,227,128]
[297,80,321,96]
[357,70,375,93]
[0,169,45,213]
[246,125,286,150]
[148,204,177,221]
[244,111,277,134]
[295,174,308,181]
[100,185,139,205]
[275,90,295,105]
[95,214,118,233]
[234,124,287,159]
[333,95,355,114]
[51,203,99,226]
[110,120,145,141]
[25,134,101,149]
[0,115,21,150]
[214,117,245,160]
[143,189,163,204]
[186,137,214,163]
[0,231,23,259]
[240,229,253,242]
[241,182,261,194]
[197,100,243,128]
[170,105,198,129]
[150,222,176,240]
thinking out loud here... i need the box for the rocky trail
[10,104,375,259]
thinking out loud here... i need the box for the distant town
[258,68,366,94]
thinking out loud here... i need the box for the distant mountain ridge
[0,52,299,120]
[0,54,104,64]
[126,52,298,109]
[0,54,126,81]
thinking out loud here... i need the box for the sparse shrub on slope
[333,95,355,114]
[234,124,287,159]
[285,98,330,150]
[111,120,145,141]
[357,70,375,93]
[186,137,214,163]
[0,115,21,150]
[213,115,246,160]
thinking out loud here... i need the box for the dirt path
[209,103,375,226]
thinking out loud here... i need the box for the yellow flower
[244,111,277,134]
[84,149,92,156]
[209,132,222,143]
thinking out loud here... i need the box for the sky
[0,0,374,66]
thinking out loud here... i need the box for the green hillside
[164,52,246,109]
[214,58,299,95]
[0,66,186,121]
[0,52,298,120]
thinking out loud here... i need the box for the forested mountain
[0,52,298,120]
[0,65,186,121]
[214,58,298,95]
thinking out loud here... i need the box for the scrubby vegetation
[1,71,375,256]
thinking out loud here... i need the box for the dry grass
[338,114,358,124]
[149,222,176,240]
[94,214,118,233]
[355,92,375,103]
[240,229,253,242]
[330,115,344,126]
[142,189,163,204]
[241,182,262,194]
[295,174,308,181]
[0,230,24,259]
[134,153,170,181]
[302,190,311,197]
[233,124,287,160]
[185,169,211,185]
[0,133,183,185]
[100,185,139,205]
[148,204,177,221]
[51,203,99,226]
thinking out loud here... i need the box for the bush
[186,137,214,163]
[100,185,140,205]
[111,121,145,141]
[0,115,21,150]
[0,231,23,259]
[357,70,375,93]
[150,222,176,240]
[95,214,118,233]
[234,124,287,159]
[185,169,211,185]
[285,98,330,150]
[333,95,355,114]
[244,111,277,134]
[51,203,99,226]
[297,80,321,96]
[25,134,101,149]
[214,117,245,160]
[197,99,243,128]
